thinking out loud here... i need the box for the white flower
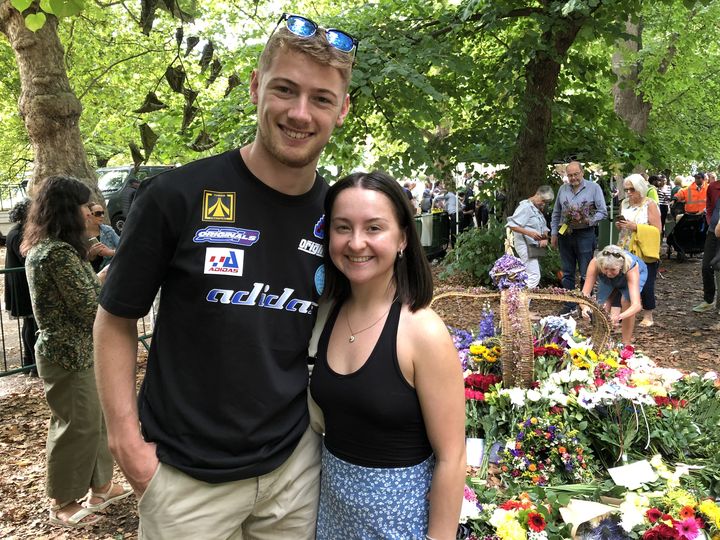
[459,498,482,522]
[577,388,599,409]
[501,387,527,407]
[526,389,542,402]
[490,508,516,528]
[571,369,592,383]
[619,493,650,532]
[703,371,718,380]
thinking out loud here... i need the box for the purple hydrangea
[489,254,529,289]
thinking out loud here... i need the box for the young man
[94,15,356,539]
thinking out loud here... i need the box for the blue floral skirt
[316,444,434,540]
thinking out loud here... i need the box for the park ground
[0,253,718,539]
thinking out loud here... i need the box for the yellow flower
[667,489,696,508]
[572,357,591,369]
[469,343,484,355]
[497,519,527,540]
[699,499,720,519]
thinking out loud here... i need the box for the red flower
[620,344,635,359]
[655,396,670,407]
[527,512,546,532]
[643,523,680,540]
[647,508,663,523]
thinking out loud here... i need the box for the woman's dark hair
[8,199,31,225]
[323,171,433,311]
[21,176,91,259]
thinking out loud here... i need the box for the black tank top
[310,300,432,467]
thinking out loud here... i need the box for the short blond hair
[258,27,354,88]
[596,245,633,274]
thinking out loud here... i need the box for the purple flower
[478,306,495,339]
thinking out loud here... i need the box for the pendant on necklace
[349,335,356,343]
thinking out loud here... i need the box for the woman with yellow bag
[615,174,662,327]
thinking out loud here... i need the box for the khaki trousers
[37,357,114,502]
[138,426,321,540]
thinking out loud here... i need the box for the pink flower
[620,345,635,359]
[675,517,700,539]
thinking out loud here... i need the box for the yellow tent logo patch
[202,191,235,222]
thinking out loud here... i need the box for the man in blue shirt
[551,162,608,300]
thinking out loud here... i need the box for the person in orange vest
[674,172,708,215]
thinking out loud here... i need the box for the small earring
[397,249,404,259]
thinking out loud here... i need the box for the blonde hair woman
[616,174,661,327]
[580,245,648,346]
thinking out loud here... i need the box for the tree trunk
[505,20,585,215]
[0,1,96,195]
[612,19,651,137]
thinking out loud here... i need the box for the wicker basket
[432,287,611,388]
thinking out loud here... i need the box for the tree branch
[78,49,166,99]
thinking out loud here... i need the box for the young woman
[310,171,465,540]
[616,174,661,327]
[22,176,130,528]
[580,245,648,346]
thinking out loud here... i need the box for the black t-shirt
[100,149,328,483]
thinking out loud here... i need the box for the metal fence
[0,266,155,378]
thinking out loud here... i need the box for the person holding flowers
[551,162,608,309]
[580,244,648,346]
[310,171,466,540]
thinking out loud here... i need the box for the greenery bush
[440,221,561,287]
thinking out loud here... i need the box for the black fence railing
[0,266,155,378]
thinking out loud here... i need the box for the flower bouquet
[500,414,594,487]
[560,201,595,233]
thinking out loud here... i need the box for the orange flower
[501,465,509,472]
[558,446,567,454]
[531,476,541,484]
[528,463,537,472]
[679,506,695,520]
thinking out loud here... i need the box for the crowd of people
[506,163,719,346]
[3,8,719,540]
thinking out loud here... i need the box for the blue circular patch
[314,265,325,296]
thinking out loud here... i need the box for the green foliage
[440,222,507,286]
[440,220,561,287]
[4,0,720,186]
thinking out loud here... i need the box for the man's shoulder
[144,150,238,192]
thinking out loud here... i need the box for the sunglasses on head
[601,249,624,259]
[273,13,359,57]
[93,211,105,217]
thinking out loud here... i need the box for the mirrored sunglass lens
[326,30,354,52]
[287,16,316,37]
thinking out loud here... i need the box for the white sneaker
[692,301,716,312]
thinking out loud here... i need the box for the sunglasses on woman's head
[272,13,359,57]
[601,250,624,259]
[93,211,105,217]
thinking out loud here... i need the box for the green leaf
[39,0,53,14]
[10,0,33,12]
[24,12,47,31]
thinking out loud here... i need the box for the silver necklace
[345,303,393,343]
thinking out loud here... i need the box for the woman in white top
[506,185,554,288]
[615,174,662,327]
